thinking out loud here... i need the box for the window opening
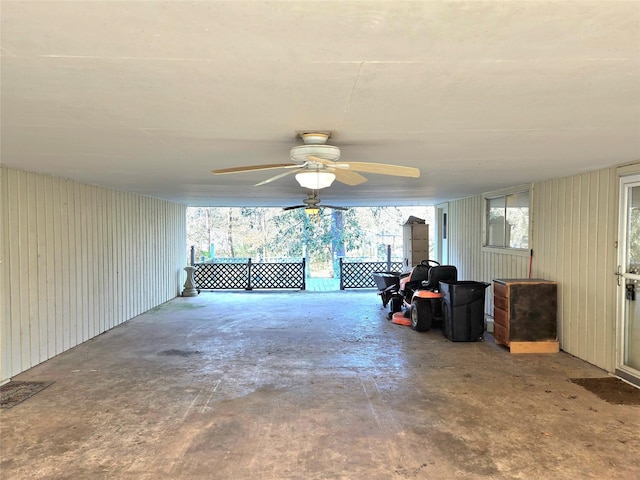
[485,190,529,249]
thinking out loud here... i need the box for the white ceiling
[1,1,639,207]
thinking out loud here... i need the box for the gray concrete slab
[1,291,638,479]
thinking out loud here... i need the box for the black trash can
[439,281,490,341]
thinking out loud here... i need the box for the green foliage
[186,205,435,273]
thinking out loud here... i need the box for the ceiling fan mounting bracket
[297,131,332,144]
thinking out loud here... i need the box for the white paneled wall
[448,195,485,281]
[1,167,187,383]
[531,169,617,371]
[447,167,621,371]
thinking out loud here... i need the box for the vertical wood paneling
[18,172,30,368]
[1,167,186,383]
[6,170,18,374]
[573,175,584,358]
[43,178,55,359]
[559,177,570,349]
[114,194,123,326]
[126,194,134,319]
[35,174,47,362]
[586,173,599,362]
[532,169,618,371]
[59,179,67,351]
[27,173,39,367]
[0,168,8,379]
[603,169,617,369]
[447,167,621,371]
[567,176,578,356]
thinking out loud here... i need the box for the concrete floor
[1,290,639,479]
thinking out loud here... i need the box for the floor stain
[570,377,640,405]
[158,349,202,357]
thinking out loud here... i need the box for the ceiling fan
[283,191,347,215]
[211,132,420,189]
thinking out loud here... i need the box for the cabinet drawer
[493,322,509,346]
[493,281,507,299]
[493,307,508,328]
[493,294,508,312]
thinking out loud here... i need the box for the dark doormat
[0,381,54,409]
[570,377,640,405]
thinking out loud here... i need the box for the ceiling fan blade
[254,168,304,186]
[322,205,349,211]
[343,162,420,178]
[334,168,368,186]
[306,155,350,169]
[211,163,297,175]
[282,205,305,211]
[306,154,418,179]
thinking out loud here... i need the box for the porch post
[246,258,253,290]
[386,244,391,271]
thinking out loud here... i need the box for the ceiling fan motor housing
[290,144,341,163]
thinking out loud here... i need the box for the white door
[616,173,640,386]
[436,203,449,264]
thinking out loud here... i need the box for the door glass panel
[623,185,640,370]
[626,185,640,272]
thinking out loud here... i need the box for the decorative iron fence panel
[193,259,305,290]
[339,260,404,289]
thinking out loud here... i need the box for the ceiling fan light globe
[295,171,336,190]
[304,207,320,215]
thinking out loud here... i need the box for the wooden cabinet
[493,278,559,353]
[403,223,429,270]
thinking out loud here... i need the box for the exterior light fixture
[295,171,336,190]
